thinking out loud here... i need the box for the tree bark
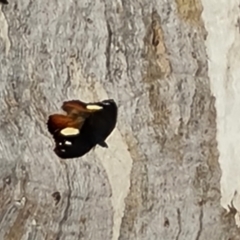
[0,0,239,240]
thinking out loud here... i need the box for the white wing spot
[65,141,72,145]
[60,127,79,136]
[103,102,110,105]
[86,105,103,110]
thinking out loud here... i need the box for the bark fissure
[176,208,182,240]
[56,163,72,240]
[195,207,203,240]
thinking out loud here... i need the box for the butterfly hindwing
[80,99,117,147]
[53,132,94,159]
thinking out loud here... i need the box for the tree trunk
[0,0,239,239]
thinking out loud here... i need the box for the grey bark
[0,0,239,240]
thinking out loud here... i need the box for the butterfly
[47,99,118,159]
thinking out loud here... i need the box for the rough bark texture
[0,0,239,240]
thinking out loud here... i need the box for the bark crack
[56,163,71,240]
[176,208,181,240]
[104,8,112,79]
[195,207,203,240]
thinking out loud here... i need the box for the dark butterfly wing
[0,0,8,4]
[80,99,118,147]
[52,132,95,159]
[98,141,108,148]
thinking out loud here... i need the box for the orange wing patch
[62,100,103,115]
[47,114,82,135]
[62,100,89,115]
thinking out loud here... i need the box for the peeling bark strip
[0,4,10,55]
[202,0,240,229]
[143,9,171,81]
[175,0,203,24]
[0,0,238,239]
